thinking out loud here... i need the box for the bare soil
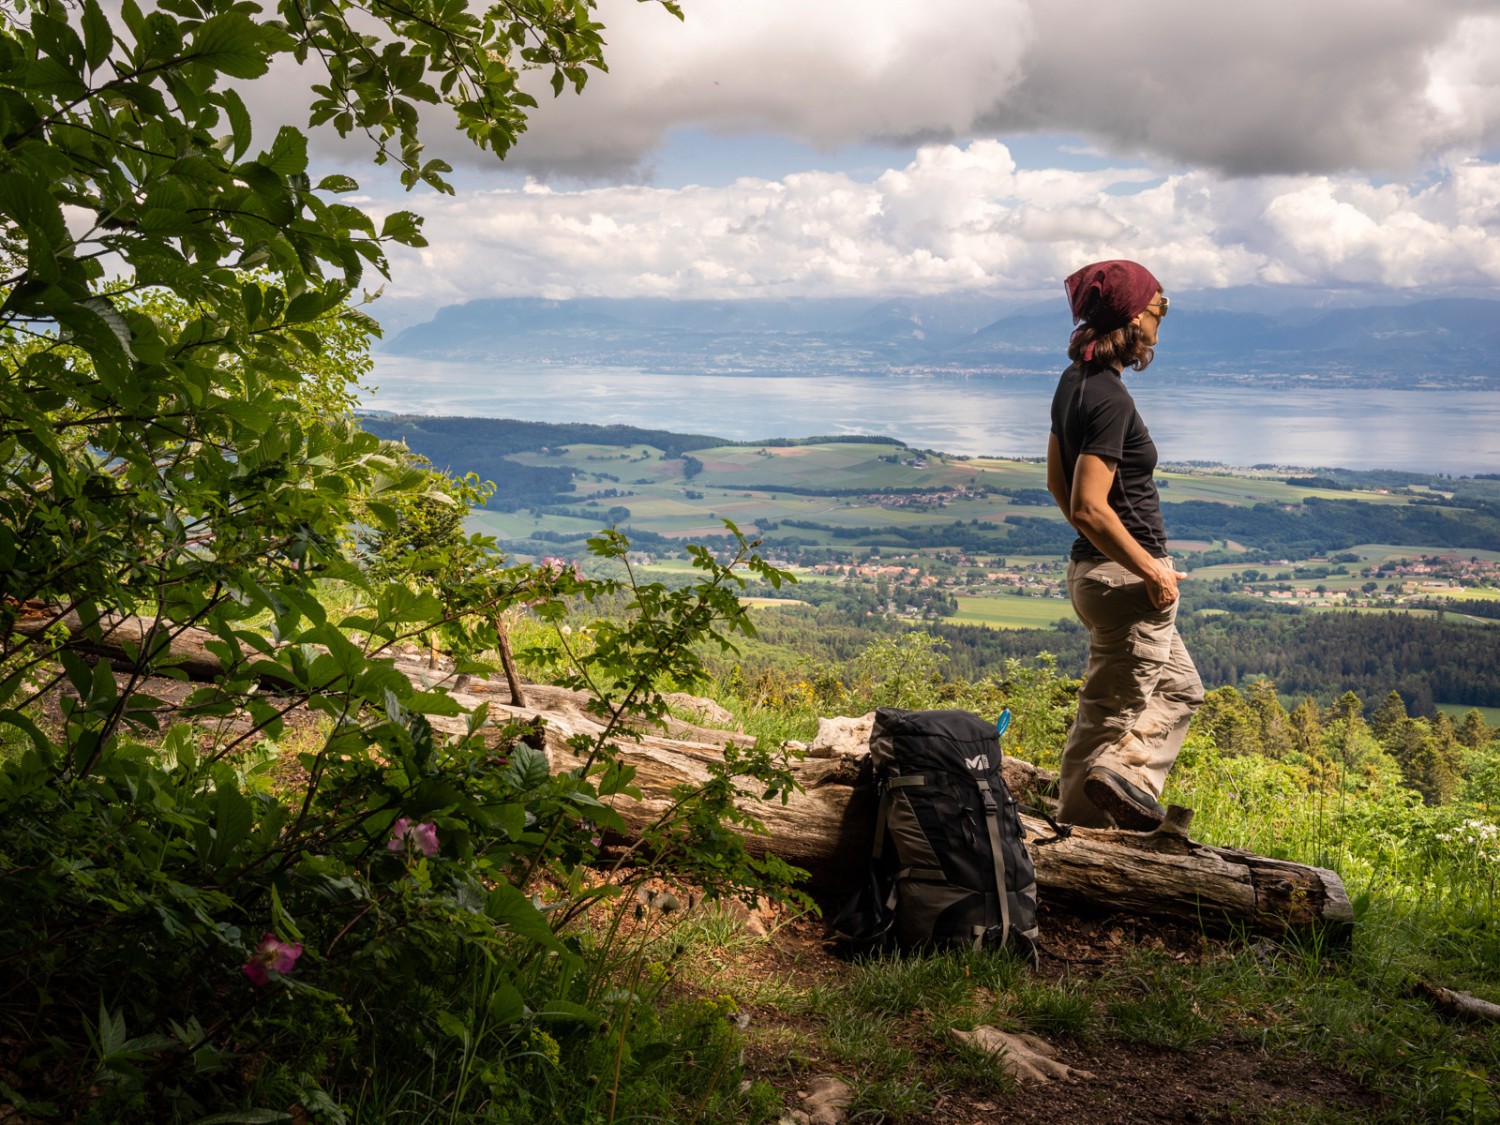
[733,903,1382,1124]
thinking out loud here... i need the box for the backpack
[830,706,1043,961]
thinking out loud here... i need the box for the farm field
[1435,701,1500,724]
[1349,543,1500,564]
[1417,584,1500,601]
[476,435,1482,563]
[480,435,1500,573]
[951,594,1077,629]
[442,430,1500,712]
[1154,469,1410,507]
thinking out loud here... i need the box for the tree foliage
[0,1,813,1119]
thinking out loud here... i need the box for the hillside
[384,295,1500,388]
[357,415,1500,717]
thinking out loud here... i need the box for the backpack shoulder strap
[872,773,926,860]
[974,777,1011,950]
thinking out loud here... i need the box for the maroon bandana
[1064,259,1162,332]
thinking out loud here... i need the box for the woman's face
[1135,291,1168,347]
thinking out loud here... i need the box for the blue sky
[296,0,1500,311]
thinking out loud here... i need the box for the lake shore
[367,358,1500,476]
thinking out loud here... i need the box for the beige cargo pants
[1057,558,1205,828]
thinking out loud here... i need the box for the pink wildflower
[388,816,439,857]
[242,933,302,987]
[412,822,439,857]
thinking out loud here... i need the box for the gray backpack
[831,707,1042,959]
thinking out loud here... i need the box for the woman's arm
[1069,452,1182,608]
[1046,433,1073,522]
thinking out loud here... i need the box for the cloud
[374,143,1500,302]
[238,0,1500,183]
[473,0,1032,176]
[984,1,1500,176]
[447,0,1500,179]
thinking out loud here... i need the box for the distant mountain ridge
[387,294,1500,388]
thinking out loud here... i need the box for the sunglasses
[1150,295,1169,319]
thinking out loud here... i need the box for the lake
[365,357,1500,475]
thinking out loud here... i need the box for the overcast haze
[300,0,1500,305]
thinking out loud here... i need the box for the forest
[915,610,1500,714]
[1159,496,1500,555]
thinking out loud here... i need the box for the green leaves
[504,744,551,792]
[0,0,794,1117]
[80,0,115,72]
[317,173,359,194]
[186,12,271,80]
[485,882,569,955]
[219,87,253,161]
[261,126,308,176]
[379,210,427,248]
[209,781,253,868]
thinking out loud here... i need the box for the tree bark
[9,608,231,682]
[493,616,526,709]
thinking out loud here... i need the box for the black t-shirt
[1049,362,1167,562]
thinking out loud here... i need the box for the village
[797,548,1500,623]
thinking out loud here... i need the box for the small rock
[662,691,736,727]
[800,1075,853,1124]
[717,897,775,936]
[807,714,875,759]
[950,1026,1094,1083]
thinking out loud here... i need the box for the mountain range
[385,294,1500,388]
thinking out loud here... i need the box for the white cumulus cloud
[374,144,1500,301]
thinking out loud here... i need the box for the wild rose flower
[412,821,439,856]
[242,933,302,986]
[539,556,584,581]
[388,816,439,857]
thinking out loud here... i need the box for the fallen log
[11,613,1353,940]
[432,687,1354,941]
[9,608,230,682]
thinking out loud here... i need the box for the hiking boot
[1084,767,1167,831]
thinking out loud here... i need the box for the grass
[639,716,1498,1123]
[1437,702,1500,725]
[1417,584,1500,602]
[468,439,1485,566]
[383,574,1500,1121]
[951,593,1077,629]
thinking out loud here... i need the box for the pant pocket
[1128,633,1172,664]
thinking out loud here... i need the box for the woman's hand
[1144,558,1187,609]
[1070,454,1185,605]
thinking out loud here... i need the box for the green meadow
[478,437,1448,555]
[951,594,1078,629]
[469,437,1500,641]
[1436,701,1500,724]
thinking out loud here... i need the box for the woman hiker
[1045,260,1205,830]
